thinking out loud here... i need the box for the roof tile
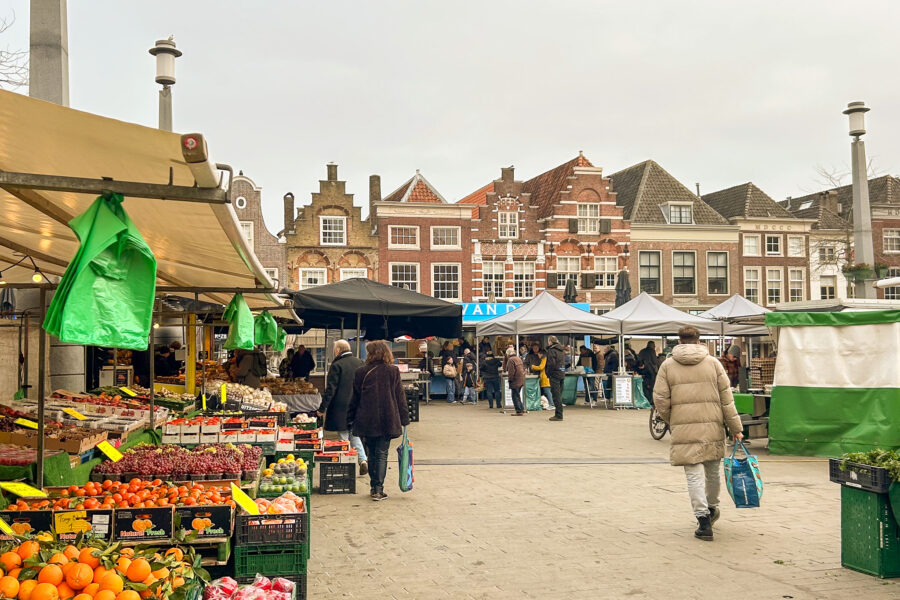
[703,182,795,220]
[522,154,594,219]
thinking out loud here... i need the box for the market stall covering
[766,309,900,457]
[699,294,771,336]
[475,291,618,336]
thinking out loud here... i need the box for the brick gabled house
[460,154,629,310]
[703,183,814,307]
[609,160,739,313]
[231,173,287,287]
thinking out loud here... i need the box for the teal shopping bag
[723,439,763,508]
[397,426,414,492]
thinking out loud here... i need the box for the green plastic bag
[224,294,255,350]
[43,194,157,349]
[274,326,286,352]
[254,311,278,346]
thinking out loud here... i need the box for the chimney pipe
[283,192,295,234]
[695,183,701,197]
[821,190,839,215]
[500,166,515,182]
[369,175,381,223]
[327,163,338,181]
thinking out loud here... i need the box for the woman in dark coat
[347,340,410,501]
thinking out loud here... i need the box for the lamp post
[843,101,876,299]
[149,37,182,132]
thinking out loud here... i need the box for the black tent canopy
[287,278,462,339]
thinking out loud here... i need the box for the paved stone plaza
[308,403,899,599]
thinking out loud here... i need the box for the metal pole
[112,347,117,388]
[36,289,47,487]
[159,86,173,132]
[850,135,876,298]
[196,293,206,399]
[149,300,156,430]
[23,312,29,398]
[355,313,361,357]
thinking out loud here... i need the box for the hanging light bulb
[31,270,42,283]
[153,322,160,329]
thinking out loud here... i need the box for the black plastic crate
[318,462,356,495]
[235,511,308,545]
[407,394,419,422]
[236,574,306,600]
[830,459,893,494]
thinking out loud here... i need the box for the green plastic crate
[234,544,307,579]
[841,486,900,578]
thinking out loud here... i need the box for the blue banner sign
[459,302,590,323]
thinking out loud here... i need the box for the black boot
[694,515,713,541]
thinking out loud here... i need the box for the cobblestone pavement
[308,402,899,599]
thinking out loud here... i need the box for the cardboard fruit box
[113,506,174,542]
[0,511,53,541]
[54,509,113,542]
[174,505,234,539]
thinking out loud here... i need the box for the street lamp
[149,37,182,132]
[842,101,876,298]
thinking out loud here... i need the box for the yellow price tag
[202,394,207,411]
[120,387,137,397]
[0,519,13,536]
[230,483,258,515]
[54,511,88,534]
[14,418,37,429]
[0,482,46,498]
[221,384,227,406]
[62,408,87,421]
[96,441,123,462]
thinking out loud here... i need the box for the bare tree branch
[0,11,28,90]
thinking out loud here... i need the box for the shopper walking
[529,349,553,410]
[653,326,744,541]
[347,340,410,501]
[481,351,503,409]
[460,361,478,404]
[318,340,368,477]
[505,347,526,416]
[545,335,566,421]
[442,357,458,404]
[638,341,660,403]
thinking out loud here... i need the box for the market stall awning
[0,90,278,307]
[699,294,770,336]
[598,292,722,335]
[287,278,462,339]
[476,291,618,336]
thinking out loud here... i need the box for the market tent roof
[699,294,770,336]
[0,90,278,307]
[287,278,462,339]
[598,292,722,335]
[476,291,618,336]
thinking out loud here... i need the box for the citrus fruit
[47,555,68,566]
[93,591,116,600]
[112,560,129,578]
[115,592,139,600]
[0,555,20,574]
[90,568,107,586]
[64,564,93,591]
[0,575,20,598]
[124,561,149,585]
[30,583,58,600]
[82,584,98,598]
[77,550,99,571]
[97,573,122,595]
[37,565,63,587]
[16,543,39,562]
[163,549,182,562]
[17,580,37,600]
[56,583,75,600]
[62,548,79,563]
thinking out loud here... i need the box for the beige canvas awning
[0,90,280,308]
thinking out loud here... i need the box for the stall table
[276,394,323,414]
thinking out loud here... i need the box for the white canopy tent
[598,292,722,335]
[699,294,770,336]
[475,291,618,336]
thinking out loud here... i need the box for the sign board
[62,408,87,421]
[14,418,37,429]
[54,510,87,534]
[230,483,259,515]
[459,302,591,323]
[0,482,45,498]
[97,441,123,462]
[614,375,633,407]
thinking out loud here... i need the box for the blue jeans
[541,386,554,408]
[483,378,501,408]
[446,378,456,402]
[339,430,367,463]
[462,386,476,403]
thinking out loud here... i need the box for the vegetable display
[93,445,262,481]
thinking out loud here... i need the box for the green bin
[841,485,900,578]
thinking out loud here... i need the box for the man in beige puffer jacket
[653,325,744,541]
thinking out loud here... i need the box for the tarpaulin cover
[699,294,770,336]
[768,315,900,456]
[223,294,255,350]
[597,292,722,335]
[288,278,462,339]
[43,194,156,349]
[254,310,278,346]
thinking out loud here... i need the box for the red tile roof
[522,154,594,219]
[381,172,447,204]
[458,182,494,219]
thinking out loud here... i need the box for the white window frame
[319,216,347,246]
[263,268,279,285]
[818,245,836,263]
[766,268,782,305]
[340,268,367,281]
[498,211,519,239]
[482,261,505,298]
[884,229,900,253]
[744,268,760,304]
[239,221,254,248]
[389,262,419,292]
[594,256,617,289]
[819,275,836,300]
[512,261,535,298]
[431,263,461,301]
[884,268,900,300]
[430,226,461,250]
[235,196,247,210]
[787,235,805,257]
[672,250,696,296]
[556,257,581,289]
[388,225,419,249]
[765,234,782,256]
[743,234,760,257]
[788,268,805,302]
[663,202,693,224]
[298,268,327,290]
[706,251,729,296]
[577,204,600,234]
[639,251,662,296]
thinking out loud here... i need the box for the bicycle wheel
[649,407,669,440]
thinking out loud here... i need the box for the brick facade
[231,174,287,286]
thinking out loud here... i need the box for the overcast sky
[6,1,900,234]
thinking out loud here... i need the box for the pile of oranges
[0,538,198,600]
[6,480,236,511]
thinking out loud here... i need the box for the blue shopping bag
[723,439,763,508]
[397,426,414,492]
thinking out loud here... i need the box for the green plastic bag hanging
[223,294,255,350]
[274,326,286,352]
[43,194,157,349]
[253,311,278,346]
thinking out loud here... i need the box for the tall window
[673,251,696,295]
[884,268,900,300]
[388,226,418,249]
[818,246,836,263]
[787,236,805,257]
[298,268,326,290]
[431,226,460,249]
[482,261,505,298]
[765,235,782,256]
[498,211,519,239]
[556,257,580,288]
[707,252,728,295]
[819,275,836,300]
[788,268,805,302]
[240,221,254,248]
[743,235,760,256]
[432,264,460,300]
[766,268,782,304]
[884,229,900,253]
[639,251,661,294]
[594,256,617,288]
[320,216,347,246]
[577,204,600,233]
[390,263,419,292]
[340,268,367,280]
[513,262,535,298]
[744,268,760,303]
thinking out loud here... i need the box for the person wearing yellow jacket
[529,350,555,410]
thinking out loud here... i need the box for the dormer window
[662,203,693,224]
